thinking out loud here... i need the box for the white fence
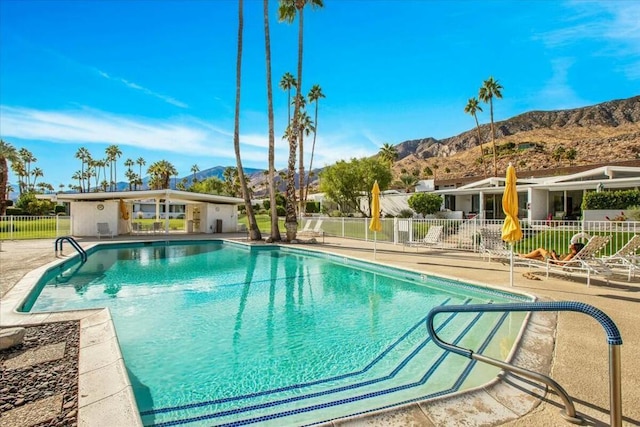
[0,216,72,240]
[306,217,640,257]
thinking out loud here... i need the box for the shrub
[5,207,23,215]
[276,206,286,217]
[626,206,640,221]
[305,201,320,214]
[408,193,443,216]
[582,189,640,210]
[397,209,414,218]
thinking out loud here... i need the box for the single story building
[435,165,640,221]
[38,189,244,237]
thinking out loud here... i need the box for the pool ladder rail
[55,236,87,262]
[426,301,623,427]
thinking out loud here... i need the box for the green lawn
[0,217,71,240]
[238,214,287,234]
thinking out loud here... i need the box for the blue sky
[1,0,638,189]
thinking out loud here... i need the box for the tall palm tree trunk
[305,104,318,202]
[264,0,281,241]
[234,0,261,241]
[490,99,498,177]
[0,158,9,215]
[473,115,487,178]
[285,5,305,240]
[295,5,305,219]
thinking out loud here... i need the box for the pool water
[24,241,529,426]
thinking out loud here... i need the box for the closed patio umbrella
[502,163,523,286]
[369,181,382,259]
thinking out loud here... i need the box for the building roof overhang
[36,189,244,205]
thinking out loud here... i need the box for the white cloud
[536,58,589,109]
[95,69,189,108]
[0,105,380,173]
[0,106,245,160]
[537,1,640,80]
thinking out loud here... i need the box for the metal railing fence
[309,217,639,257]
[2,215,638,258]
[0,216,72,240]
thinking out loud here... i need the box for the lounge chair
[479,228,512,262]
[602,234,640,281]
[528,234,613,287]
[299,218,314,233]
[404,225,443,251]
[298,219,324,240]
[97,222,115,239]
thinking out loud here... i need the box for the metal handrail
[55,236,87,262]
[426,301,623,426]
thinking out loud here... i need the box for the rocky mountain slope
[393,95,640,182]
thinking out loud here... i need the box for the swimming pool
[22,240,531,426]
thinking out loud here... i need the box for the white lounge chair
[602,234,640,281]
[97,222,114,239]
[404,225,443,251]
[298,219,324,239]
[479,228,512,262]
[538,234,612,286]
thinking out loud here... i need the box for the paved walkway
[1,235,639,426]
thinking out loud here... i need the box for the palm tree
[305,84,324,203]
[0,140,19,215]
[264,0,281,241]
[190,164,200,184]
[279,72,296,126]
[75,147,91,192]
[400,174,418,193]
[479,76,503,177]
[147,160,177,189]
[11,161,27,195]
[378,143,398,165]
[464,97,487,178]
[297,111,314,214]
[105,145,122,191]
[31,167,43,188]
[90,159,101,190]
[136,157,146,188]
[72,171,83,192]
[124,158,134,190]
[233,0,261,241]
[18,148,36,191]
[278,0,324,241]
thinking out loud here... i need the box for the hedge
[582,190,640,210]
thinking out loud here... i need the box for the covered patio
[38,189,244,238]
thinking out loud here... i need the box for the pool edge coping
[1,238,552,427]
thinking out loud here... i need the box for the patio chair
[404,225,443,251]
[479,228,512,262]
[152,222,163,233]
[537,234,612,286]
[298,219,324,240]
[602,234,640,281]
[300,218,314,233]
[97,222,115,239]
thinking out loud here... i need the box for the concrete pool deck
[1,234,638,426]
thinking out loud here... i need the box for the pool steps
[142,303,513,426]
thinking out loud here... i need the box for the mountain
[111,166,265,191]
[115,95,639,195]
[392,95,640,182]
